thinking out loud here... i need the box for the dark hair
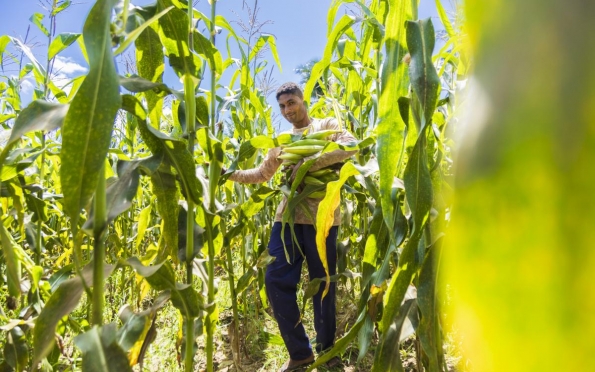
[276,82,303,100]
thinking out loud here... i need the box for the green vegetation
[0,0,468,371]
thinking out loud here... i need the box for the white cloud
[49,56,88,97]
[52,56,88,77]
[20,77,34,96]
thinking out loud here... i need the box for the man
[228,82,356,371]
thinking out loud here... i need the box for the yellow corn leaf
[315,162,359,299]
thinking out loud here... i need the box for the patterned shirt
[228,117,357,226]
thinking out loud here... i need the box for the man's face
[277,93,307,126]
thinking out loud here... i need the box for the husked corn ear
[303,176,326,186]
[307,190,326,199]
[278,152,303,161]
[282,145,324,156]
[319,173,340,183]
[304,129,341,140]
[284,139,329,148]
[308,168,334,177]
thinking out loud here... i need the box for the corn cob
[278,152,303,161]
[283,139,329,148]
[303,176,326,186]
[304,129,341,140]
[307,168,335,177]
[318,173,340,183]
[282,145,324,156]
[307,190,327,199]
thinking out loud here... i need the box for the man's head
[276,82,303,101]
[276,82,309,128]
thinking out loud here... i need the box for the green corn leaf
[249,133,294,149]
[3,169,26,191]
[156,0,199,77]
[117,291,170,356]
[74,324,133,372]
[235,268,256,295]
[377,130,432,346]
[52,0,72,16]
[121,93,148,121]
[372,299,417,372]
[249,89,273,135]
[357,314,375,362]
[32,264,115,367]
[0,100,68,167]
[114,6,174,56]
[434,0,455,38]
[135,202,153,252]
[304,15,356,102]
[119,75,169,94]
[375,130,433,364]
[362,206,387,287]
[376,0,411,234]
[406,19,440,130]
[25,193,47,222]
[83,160,141,233]
[279,162,321,257]
[149,169,180,261]
[214,15,246,59]
[0,35,9,69]
[10,37,46,76]
[126,257,203,318]
[325,0,345,37]
[60,0,121,226]
[0,113,15,124]
[300,276,323,314]
[308,309,366,370]
[195,95,209,127]
[177,206,205,262]
[48,32,81,60]
[208,142,224,208]
[122,94,202,205]
[0,220,21,298]
[66,75,86,100]
[241,186,279,218]
[315,162,360,299]
[116,309,149,353]
[375,234,423,351]
[248,34,282,72]
[7,100,67,144]
[417,237,444,372]
[104,160,139,224]
[4,326,28,371]
[135,24,165,129]
[193,29,222,77]
[404,128,433,237]
[30,13,50,37]
[190,96,210,154]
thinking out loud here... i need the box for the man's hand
[285,159,306,193]
[288,159,305,184]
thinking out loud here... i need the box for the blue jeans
[265,222,338,360]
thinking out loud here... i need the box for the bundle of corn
[278,129,342,198]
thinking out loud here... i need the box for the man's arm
[228,147,283,184]
[308,118,357,172]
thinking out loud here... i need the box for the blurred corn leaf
[33,264,115,367]
[74,324,132,372]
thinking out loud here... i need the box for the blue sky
[0,0,451,127]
